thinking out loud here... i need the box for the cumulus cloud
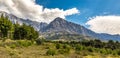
[86,16,120,35]
[0,0,79,23]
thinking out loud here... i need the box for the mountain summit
[40,17,83,34]
[40,17,120,41]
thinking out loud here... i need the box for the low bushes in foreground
[46,49,57,56]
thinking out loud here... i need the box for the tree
[0,14,13,38]
[0,15,39,40]
[108,40,114,44]
[13,23,39,40]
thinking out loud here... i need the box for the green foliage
[0,14,13,38]
[58,49,70,54]
[58,49,65,54]
[10,44,16,49]
[56,43,61,49]
[13,23,39,40]
[100,48,107,54]
[16,40,33,47]
[75,44,83,51]
[46,49,56,56]
[57,44,70,54]
[63,44,69,49]
[0,15,39,40]
[87,47,94,52]
[35,38,45,45]
[117,51,120,55]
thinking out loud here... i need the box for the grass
[0,39,120,58]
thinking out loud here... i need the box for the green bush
[10,44,16,49]
[87,47,94,52]
[75,44,83,51]
[17,40,33,47]
[35,38,44,45]
[46,49,56,56]
[100,48,107,54]
[112,50,118,55]
[117,50,120,55]
[58,48,70,54]
[106,49,112,54]
[56,43,61,49]
[63,44,68,49]
[58,49,65,54]
[9,52,15,56]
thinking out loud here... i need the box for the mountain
[0,11,120,41]
[40,17,120,41]
[40,17,83,34]
[0,11,48,31]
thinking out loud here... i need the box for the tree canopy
[0,14,39,40]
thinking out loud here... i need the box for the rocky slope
[0,11,120,41]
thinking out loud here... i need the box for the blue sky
[36,0,120,27]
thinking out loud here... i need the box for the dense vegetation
[0,14,39,41]
[0,39,120,58]
[51,39,120,55]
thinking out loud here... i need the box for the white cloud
[0,0,79,23]
[86,16,120,35]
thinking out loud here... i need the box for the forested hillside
[0,14,39,41]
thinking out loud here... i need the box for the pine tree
[0,14,13,38]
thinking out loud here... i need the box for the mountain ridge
[0,11,120,41]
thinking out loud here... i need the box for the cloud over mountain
[0,0,79,23]
[86,16,120,35]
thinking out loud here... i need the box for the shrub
[87,47,94,52]
[63,44,68,49]
[58,48,70,54]
[63,44,71,49]
[100,48,107,54]
[35,38,44,45]
[106,49,112,54]
[46,49,56,56]
[117,50,120,55]
[56,43,61,49]
[17,40,33,47]
[9,52,15,56]
[75,44,83,51]
[58,49,65,54]
[10,44,16,49]
[112,50,118,55]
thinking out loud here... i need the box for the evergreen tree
[0,14,13,38]
[13,23,39,40]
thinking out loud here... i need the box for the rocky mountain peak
[1,11,120,41]
[50,17,66,24]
